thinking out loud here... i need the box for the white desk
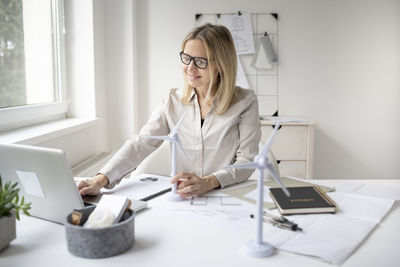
[2,179,400,267]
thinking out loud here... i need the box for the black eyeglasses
[179,51,208,69]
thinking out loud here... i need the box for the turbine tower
[143,111,188,201]
[226,120,290,257]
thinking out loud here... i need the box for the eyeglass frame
[179,51,209,69]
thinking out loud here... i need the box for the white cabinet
[260,120,316,179]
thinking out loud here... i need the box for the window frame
[0,0,68,132]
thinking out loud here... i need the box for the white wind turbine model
[226,120,291,257]
[143,111,188,201]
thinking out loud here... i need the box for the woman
[78,23,261,198]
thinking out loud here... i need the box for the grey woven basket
[65,205,135,258]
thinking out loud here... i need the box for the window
[0,0,66,131]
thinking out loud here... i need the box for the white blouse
[100,87,261,189]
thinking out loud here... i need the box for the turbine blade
[266,163,290,197]
[175,135,188,161]
[223,162,258,170]
[266,162,280,183]
[171,111,187,135]
[260,121,281,157]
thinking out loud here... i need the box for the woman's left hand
[170,172,220,198]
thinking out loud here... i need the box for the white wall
[101,0,136,149]
[65,0,96,119]
[134,0,400,179]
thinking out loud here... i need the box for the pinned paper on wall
[220,13,255,55]
[236,56,250,89]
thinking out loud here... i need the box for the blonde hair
[181,24,237,115]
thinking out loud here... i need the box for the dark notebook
[269,186,337,215]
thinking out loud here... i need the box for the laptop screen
[0,143,85,224]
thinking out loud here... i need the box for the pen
[140,187,172,201]
[250,212,303,232]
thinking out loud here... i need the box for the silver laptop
[0,143,146,224]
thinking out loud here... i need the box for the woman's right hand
[77,173,109,196]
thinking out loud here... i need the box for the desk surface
[2,179,400,267]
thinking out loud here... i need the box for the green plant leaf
[0,175,31,220]
[15,208,20,220]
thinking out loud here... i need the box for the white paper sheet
[336,182,400,200]
[220,13,255,55]
[161,194,254,232]
[265,214,376,265]
[263,191,394,265]
[244,185,273,203]
[236,56,250,89]
[328,191,394,223]
[101,173,171,200]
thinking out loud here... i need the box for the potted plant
[0,176,31,251]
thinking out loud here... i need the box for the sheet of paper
[220,13,255,55]
[236,56,250,89]
[101,173,171,200]
[160,193,254,232]
[262,190,394,265]
[336,182,400,200]
[327,191,394,223]
[264,214,376,265]
[244,185,273,203]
